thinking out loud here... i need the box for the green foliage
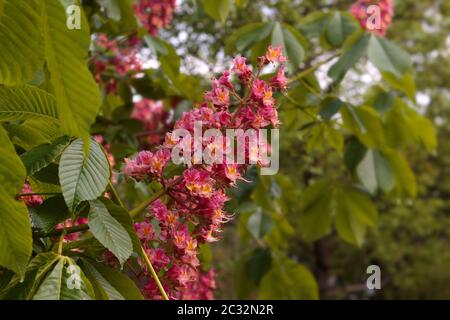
[0,0,44,85]
[59,138,110,212]
[88,200,133,266]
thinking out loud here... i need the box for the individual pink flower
[265,45,287,64]
[270,65,287,91]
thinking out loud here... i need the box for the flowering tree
[0,0,436,300]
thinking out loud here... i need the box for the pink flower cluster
[92,34,143,94]
[134,0,176,36]
[350,0,394,36]
[56,218,89,242]
[125,46,287,299]
[132,99,171,145]
[18,182,43,207]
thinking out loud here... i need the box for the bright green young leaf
[382,71,416,102]
[43,0,101,139]
[59,138,110,211]
[203,0,233,23]
[335,186,378,246]
[341,105,385,148]
[0,191,32,279]
[0,126,26,194]
[259,255,318,299]
[88,200,133,266]
[356,149,395,194]
[0,0,44,85]
[367,35,412,78]
[384,149,417,198]
[20,136,70,176]
[0,85,58,122]
[299,180,334,241]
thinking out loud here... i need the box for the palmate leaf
[0,0,44,85]
[59,138,110,211]
[0,85,58,122]
[88,200,133,266]
[43,0,101,138]
[33,257,93,300]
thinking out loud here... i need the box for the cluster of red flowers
[350,0,394,36]
[132,99,171,145]
[125,46,287,299]
[134,0,176,36]
[92,34,143,94]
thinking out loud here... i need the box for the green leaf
[203,0,233,23]
[335,186,378,246]
[33,257,92,300]
[43,0,101,138]
[0,126,26,194]
[324,12,356,48]
[382,71,416,102]
[259,255,318,299]
[356,149,395,194]
[85,259,144,300]
[368,35,412,78]
[0,191,32,278]
[341,105,385,148]
[319,97,343,120]
[88,200,133,266]
[80,259,124,300]
[247,208,274,239]
[245,248,272,285]
[20,136,70,176]
[31,195,70,233]
[0,0,44,85]
[384,149,417,198]
[100,198,141,254]
[271,23,305,72]
[299,180,334,242]
[328,31,370,83]
[59,138,110,211]
[96,0,121,21]
[344,137,367,172]
[225,22,273,54]
[0,85,58,122]
[324,123,344,153]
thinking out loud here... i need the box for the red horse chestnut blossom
[92,34,143,94]
[134,0,176,36]
[124,46,288,299]
[350,0,394,36]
